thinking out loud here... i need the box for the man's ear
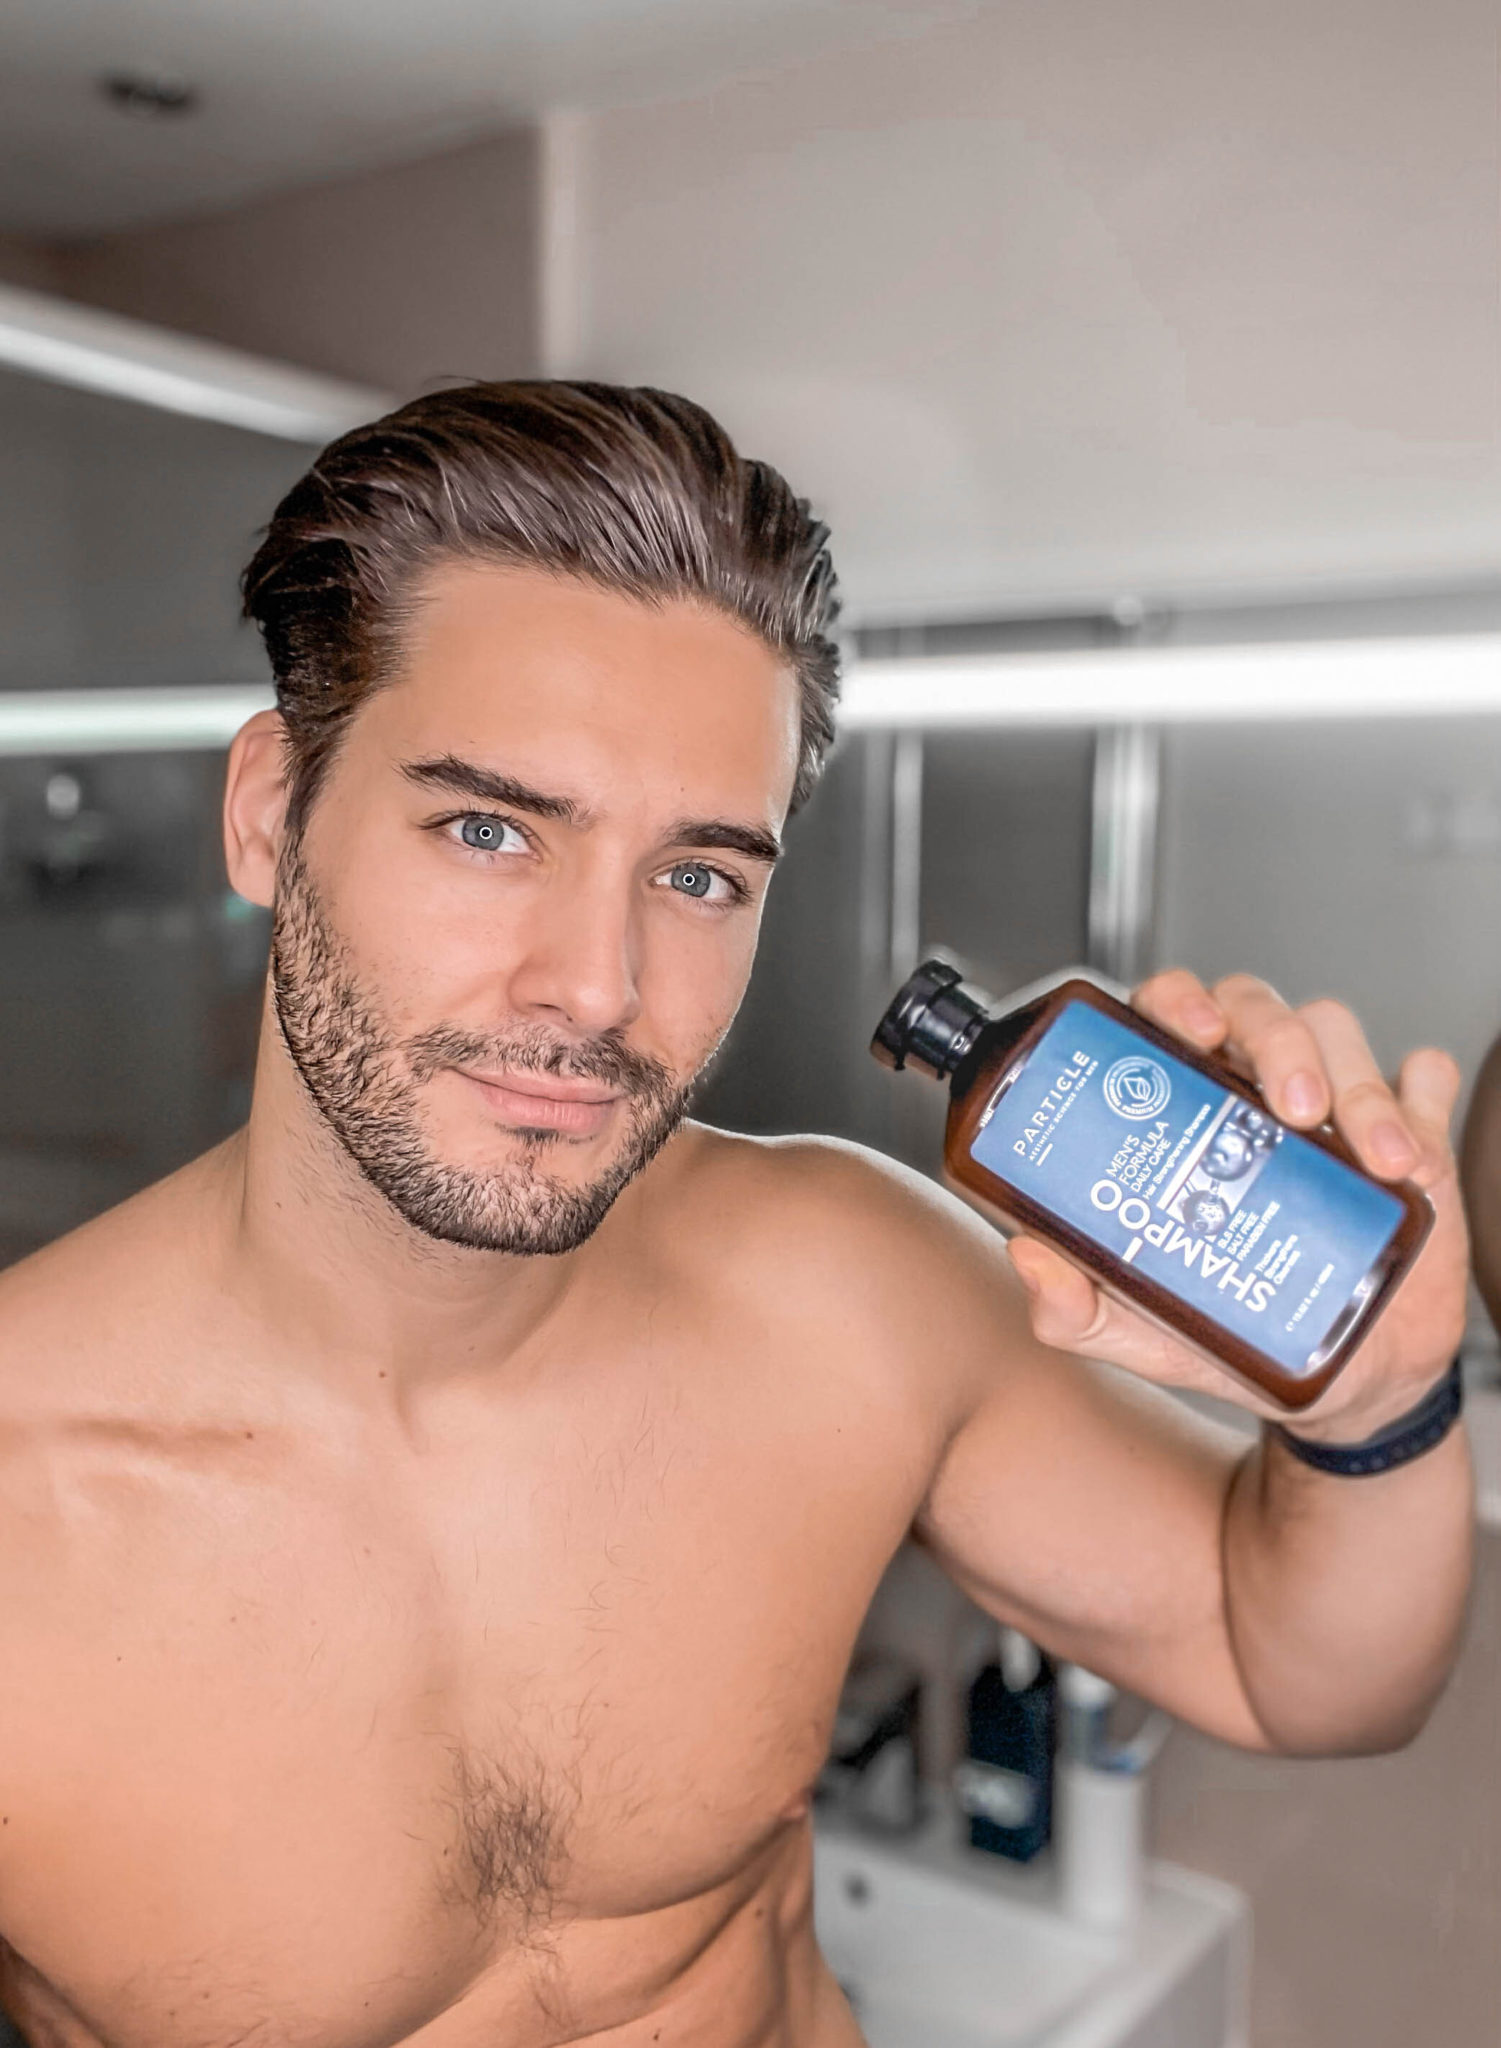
[223,709,291,909]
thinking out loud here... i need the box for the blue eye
[459,816,509,850]
[671,863,714,898]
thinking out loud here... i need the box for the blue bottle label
[970,1000,1405,1379]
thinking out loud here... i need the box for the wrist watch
[1272,1358,1464,1478]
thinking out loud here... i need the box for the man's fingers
[1210,975,1331,1126]
[1007,1238,1108,1350]
[1138,967,1331,1126]
[1296,998,1430,1181]
[1394,1045,1463,1187]
[1399,1043,1463,1127]
[1007,1236,1247,1400]
[1133,963,1457,1189]
[1131,968,1227,1050]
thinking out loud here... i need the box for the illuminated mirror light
[840,634,1501,728]
[0,687,274,757]
[0,282,389,443]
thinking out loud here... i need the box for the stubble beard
[269,845,696,1255]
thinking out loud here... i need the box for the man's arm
[913,970,1472,1758]
[1460,1030,1501,1331]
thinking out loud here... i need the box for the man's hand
[1004,969,1468,1440]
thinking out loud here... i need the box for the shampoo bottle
[872,961,1432,1411]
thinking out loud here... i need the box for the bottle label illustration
[971,1000,1405,1377]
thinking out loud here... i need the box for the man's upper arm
[845,1152,1274,1748]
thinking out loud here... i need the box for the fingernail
[1187,999,1221,1034]
[1373,1122,1418,1172]
[1285,1071,1324,1119]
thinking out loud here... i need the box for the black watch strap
[1272,1358,1464,1478]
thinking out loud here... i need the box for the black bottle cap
[871,959,995,1080]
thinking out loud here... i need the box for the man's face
[266,563,801,1253]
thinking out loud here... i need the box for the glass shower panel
[0,362,314,695]
[693,734,883,1148]
[918,728,1094,1002]
[0,748,268,1266]
[1157,715,1501,1085]
[0,344,320,1266]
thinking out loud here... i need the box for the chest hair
[437,1741,573,1938]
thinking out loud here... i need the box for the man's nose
[506,863,643,1038]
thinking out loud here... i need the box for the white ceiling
[0,0,977,239]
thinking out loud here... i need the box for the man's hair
[242,380,841,835]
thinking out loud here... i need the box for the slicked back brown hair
[242,380,841,837]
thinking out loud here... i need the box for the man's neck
[216,1033,592,1402]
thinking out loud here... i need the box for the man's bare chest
[0,1369,914,2048]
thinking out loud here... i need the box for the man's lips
[452,1066,625,1137]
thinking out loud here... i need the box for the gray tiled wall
[1152,1524,1501,2047]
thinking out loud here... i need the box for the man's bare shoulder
[670,1118,1009,1239]
[651,1123,1031,1399]
[0,1148,230,1410]
[667,1121,992,1251]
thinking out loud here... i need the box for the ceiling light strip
[0,283,390,443]
[0,687,274,757]
[840,634,1501,728]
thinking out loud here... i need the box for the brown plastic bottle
[872,961,1433,1410]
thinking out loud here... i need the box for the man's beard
[269,846,695,1255]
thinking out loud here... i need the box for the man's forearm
[1221,1424,1473,1756]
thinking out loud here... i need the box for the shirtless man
[0,382,1473,2048]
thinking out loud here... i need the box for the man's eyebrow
[668,820,783,866]
[400,759,779,863]
[401,755,586,824]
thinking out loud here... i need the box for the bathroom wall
[0,364,312,694]
[0,129,540,399]
[1152,1525,1501,2048]
[1158,714,1501,1101]
[0,368,308,1254]
[7,0,1496,628]
[0,749,269,1267]
[0,227,59,292]
[564,0,1501,622]
[0,129,544,688]
[0,370,84,693]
